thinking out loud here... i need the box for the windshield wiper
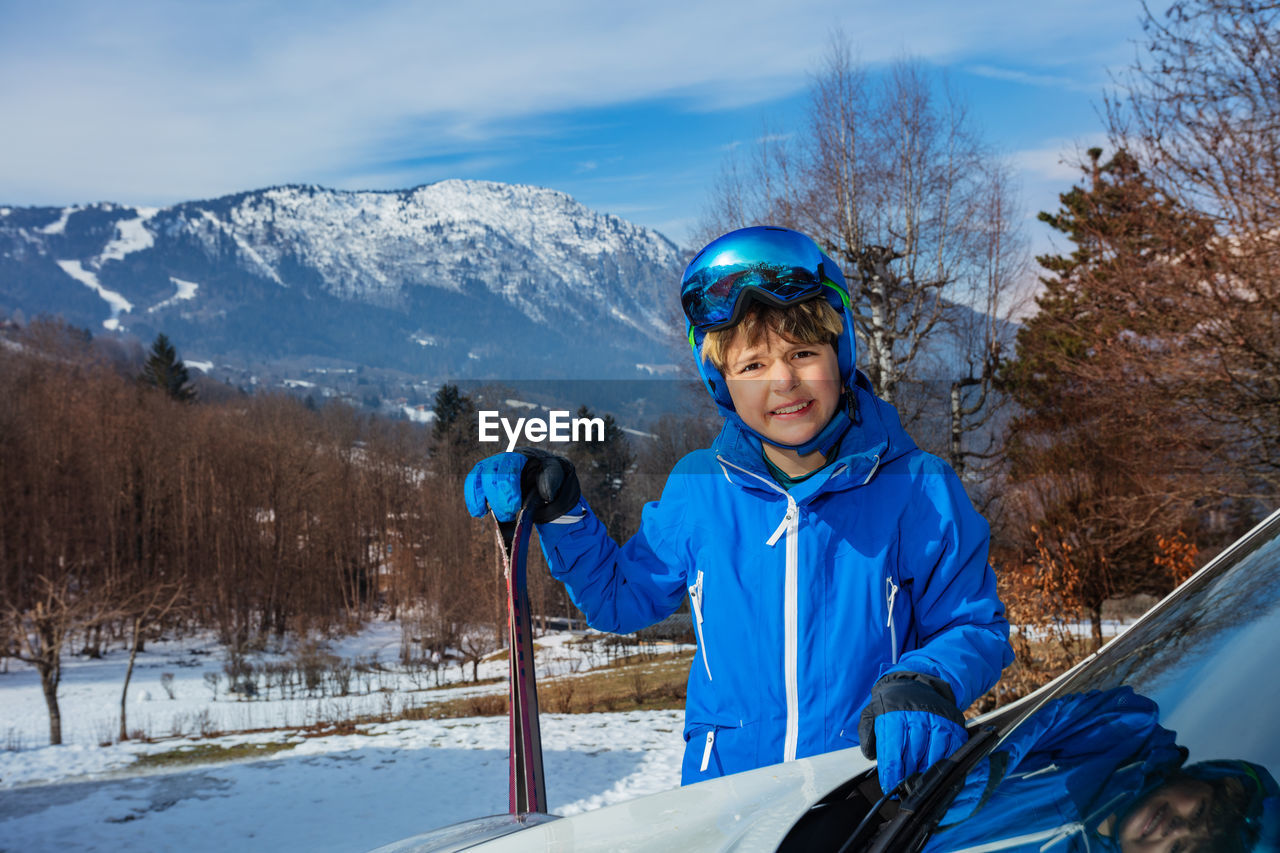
[862,725,999,853]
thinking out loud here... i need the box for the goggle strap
[688,325,719,398]
[822,279,851,310]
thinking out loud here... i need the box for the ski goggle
[680,226,849,332]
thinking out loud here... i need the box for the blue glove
[464,452,528,521]
[463,448,580,523]
[870,709,967,795]
[859,672,969,795]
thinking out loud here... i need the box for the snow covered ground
[0,617,1135,851]
[0,625,688,852]
[0,711,684,852]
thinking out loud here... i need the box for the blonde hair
[700,299,844,372]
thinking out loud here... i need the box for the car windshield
[917,512,1280,853]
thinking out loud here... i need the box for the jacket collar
[712,372,911,503]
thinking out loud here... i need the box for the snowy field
[0,617,1134,852]
[0,625,688,852]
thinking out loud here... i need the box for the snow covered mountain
[0,182,687,380]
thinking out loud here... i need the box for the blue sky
[1,1,1143,253]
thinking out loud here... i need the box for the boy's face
[721,330,841,449]
[1117,778,1213,853]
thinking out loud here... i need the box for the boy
[924,686,1278,852]
[465,226,1013,793]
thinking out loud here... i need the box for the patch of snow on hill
[196,209,285,285]
[99,207,158,264]
[37,206,77,235]
[148,277,199,313]
[54,260,133,330]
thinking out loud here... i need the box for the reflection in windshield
[923,687,1278,852]
[1065,525,1280,705]
[917,516,1280,853]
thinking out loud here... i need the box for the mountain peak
[1,179,686,382]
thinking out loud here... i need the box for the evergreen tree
[139,333,196,402]
[430,383,478,481]
[572,405,633,538]
[431,384,472,441]
[1001,148,1215,647]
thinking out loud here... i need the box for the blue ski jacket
[925,688,1186,853]
[927,687,1279,852]
[535,372,1013,785]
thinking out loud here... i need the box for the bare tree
[2,576,118,745]
[1107,0,1280,501]
[118,584,184,741]
[0,341,123,744]
[702,40,1027,471]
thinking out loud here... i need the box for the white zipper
[1010,762,1059,781]
[862,453,883,485]
[700,730,715,772]
[942,823,1084,853]
[544,512,585,524]
[689,570,712,681]
[717,455,800,763]
[885,576,900,665]
[780,500,799,762]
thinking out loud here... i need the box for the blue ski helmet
[680,226,858,454]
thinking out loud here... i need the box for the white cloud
[0,1,1141,205]
[1012,134,1110,184]
[965,64,1104,93]
[328,155,517,195]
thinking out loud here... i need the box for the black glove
[513,447,581,523]
[463,448,582,524]
[859,671,969,794]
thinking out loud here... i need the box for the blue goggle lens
[680,227,837,331]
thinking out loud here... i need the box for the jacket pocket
[883,566,918,667]
[885,573,901,665]
[688,569,712,681]
[837,709,866,748]
[681,717,758,782]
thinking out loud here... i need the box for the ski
[494,499,547,815]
